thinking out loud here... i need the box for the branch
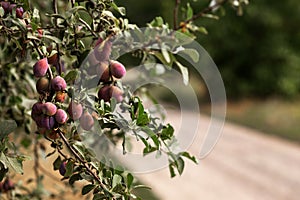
[176,0,229,30]
[173,0,181,29]
[57,130,108,191]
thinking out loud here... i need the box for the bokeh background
[115,0,300,143]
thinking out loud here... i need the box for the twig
[34,135,40,186]
[57,130,108,190]
[173,0,181,29]
[79,18,98,38]
[176,0,229,30]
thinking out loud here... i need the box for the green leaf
[82,184,96,195]
[161,43,171,64]
[168,163,176,178]
[0,120,17,140]
[186,3,193,20]
[181,152,198,164]
[69,173,82,185]
[64,161,74,177]
[126,173,134,189]
[111,2,126,16]
[149,17,164,27]
[64,69,79,84]
[112,174,122,188]
[197,26,208,35]
[175,61,189,85]
[0,153,23,174]
[42,35,62,44]
[53,156,62,170]
[180,48,200,63]
[0,7,4,17]
[161,124,174,140]
[175,157,185,175]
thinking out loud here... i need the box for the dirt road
[136,110,300,200]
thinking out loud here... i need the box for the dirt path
[136,110,300,200]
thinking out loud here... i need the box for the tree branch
[173,0,181,29]
[57,130,108,191]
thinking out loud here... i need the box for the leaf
[175,157,185,175]
[180,48,200,63]
[181,152,198,164]
[161,43,171,64]
[112,174,122,189]
[0,153,23,174]
[69,173,82,185]
[82,184,96,195]
[186,3,193,20]
[197,26,208,35]
[64,69,79,84]
[53,156,61,170]
[126,173,134,189]
[175,61,189,85]
[64,161,74,177]
[42,35,62,44]
[168,163,176,178]
[161,124,174,140]
[149,17,164,27]
[111,2,126,16]
[0,120,17,140]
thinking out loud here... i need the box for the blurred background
[116,0,300,143]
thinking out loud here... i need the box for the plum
[110,60,126,79]
[94,40,112,61]
[16,7,24,19]
[55,109,68,124]
[0,2,10,15]
[67,101,83,120]
[39,116,55,130]
[111,86,123,102]
[36,77,49,94]
[33,58,49,77]
[51,76,67,91]
[55,91,66,102]
[31,102,44,121]
[96,61,110,82]
[79,111,94,131]
[59,162,66,176]
[42,102,57,116]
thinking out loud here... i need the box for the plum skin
[110,60,126,79]
[51,76,67,91]
[33,58,49,77]
[79,111,94,131]
[67,101,83,120]
[55,109,68,124]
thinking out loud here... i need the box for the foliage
[0,0,247,199]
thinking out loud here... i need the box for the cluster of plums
[31,58,94,133]
[92,39,126,103]
[0,1,24,19]
[31,38,126,135]
[0,178,14,193]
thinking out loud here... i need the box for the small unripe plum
[98,85,112,102]
[16,7,24,19]
[94,40,112,61]
[79,111,94,131]
[111,86,124,102]
[110,60,126,79]
[55,91,66,103]
[39,116,55,130]
[36,77,50,94]
[33,58,49,77]
[96,62,110,82]
[42,102,57,116]
[51,76,67,91]
[55,109,68,124]
[59,162,66,176]
[67,101,83,120]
